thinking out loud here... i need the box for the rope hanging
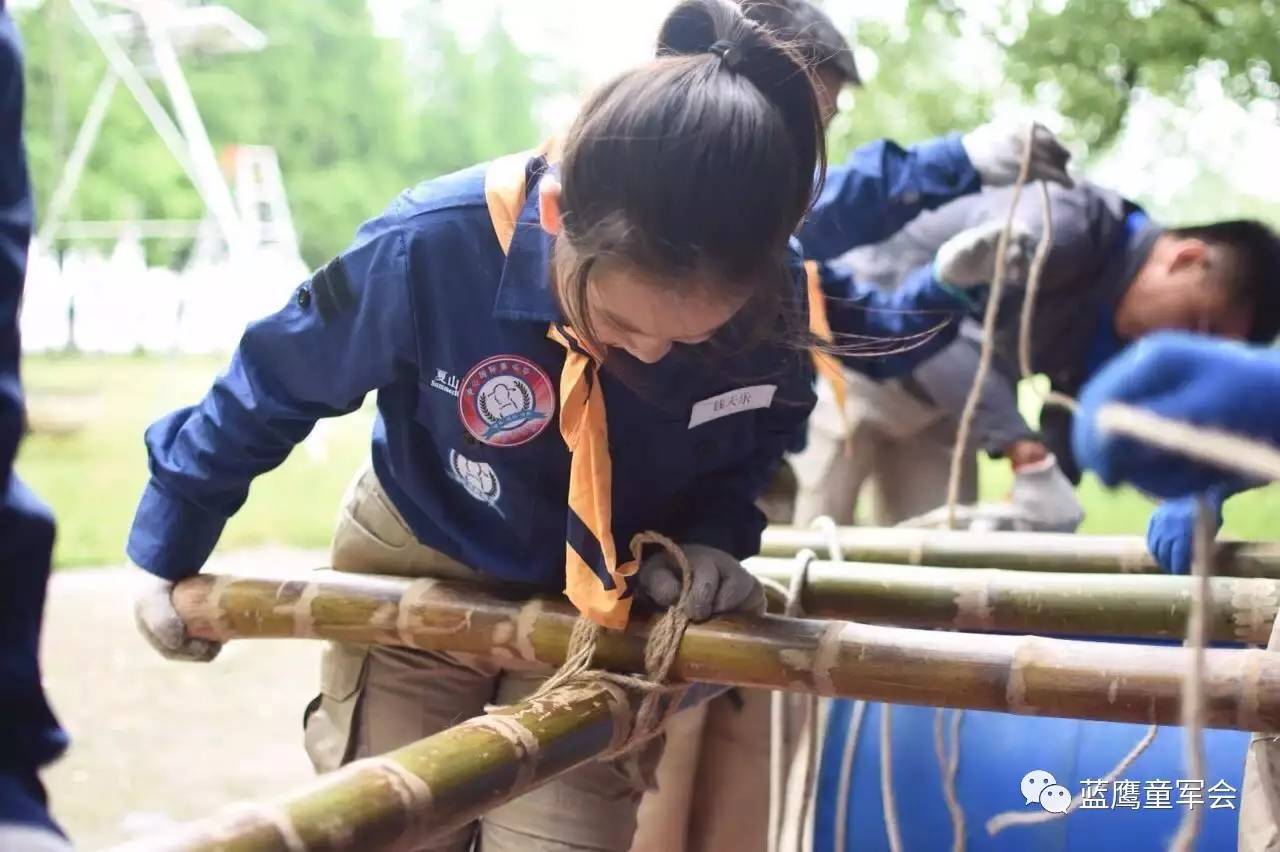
[766,542,823,852]
[500,531,696,768]
[937,122,1209,850]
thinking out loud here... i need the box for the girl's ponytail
[657,0,826,227]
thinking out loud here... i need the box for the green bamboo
[171,572,1280,733]
[747,558,1280,644]
[112,679,715,852]
[759,525,1280,578]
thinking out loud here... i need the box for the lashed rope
[984,490,1215,843]
[507,531,695,764]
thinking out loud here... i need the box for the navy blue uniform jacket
[127,154,977,585]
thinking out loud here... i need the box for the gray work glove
[933,219,1037,289]
[134,573,221,662]
[961,119,1073,188]
[637,543,765,623]
[1009,453,1085,533]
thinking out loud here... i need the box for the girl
[127,1,1007,848]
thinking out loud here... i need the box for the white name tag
[688,384,777,429]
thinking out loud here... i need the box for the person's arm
[1073,331,1280,499]
[126,218,417,581]
[800,135,980,262]
[909,329,1083,531]
[909,327,1038,455]
[800,123,1072,263]
[822,218,1038,380]
[821,261,966,379]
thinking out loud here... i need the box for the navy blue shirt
[0,9,69,834]
[799,133,984,374]
[127,152,980,585]
[129,159,816,583]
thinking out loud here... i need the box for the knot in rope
[495,531,696,777]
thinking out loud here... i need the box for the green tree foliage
[930,0,1280,150]
[826,4,995,162]
[19,0,548,267]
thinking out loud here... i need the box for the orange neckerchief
[484,149,636,629]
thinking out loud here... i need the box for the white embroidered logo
[688,384,778,429]
[430,368,461,397]
[448,450,504,516]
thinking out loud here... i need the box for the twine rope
[960,126,1242,850]
[768,548,822,852]
[502,531,695,765]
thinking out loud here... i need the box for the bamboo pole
[747,559,1280,644]
[172,572,1280,733]
[759,526,1280,578]
[112,680,718,852]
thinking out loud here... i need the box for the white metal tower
[36,0,267,259]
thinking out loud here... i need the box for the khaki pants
[303,465,654,852]
[632,688,772,852]
[1240,737,1280,850]
[789,372,977,527]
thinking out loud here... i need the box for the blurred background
[14,0,1280,568]
[9,0,1280,845]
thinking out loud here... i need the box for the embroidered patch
[458,355,555,446]
[448,450,505,516]
[430,367,460,398]
[688,384,778,429]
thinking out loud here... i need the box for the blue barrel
[814,702,1249,851]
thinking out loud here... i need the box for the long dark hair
[553,0,827,358]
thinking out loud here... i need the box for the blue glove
[1147,491,1225,575]
[1074,331,1280,500]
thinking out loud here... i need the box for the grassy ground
[15,352,1279,569]
[17,353,373,568]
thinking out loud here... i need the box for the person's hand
[134,573,221,661]
[933,220,1037,290]
[1147,494,1223,575]
[1009,453,1084,533]
[961,120,1073,188]
[1074,331,1280,499]
[637,544,764,623]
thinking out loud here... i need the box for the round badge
[458,355,556,447]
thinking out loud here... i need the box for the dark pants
[0,477,67,838]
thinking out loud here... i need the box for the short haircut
[1167,219,1280,344]
[741,0,860,87]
